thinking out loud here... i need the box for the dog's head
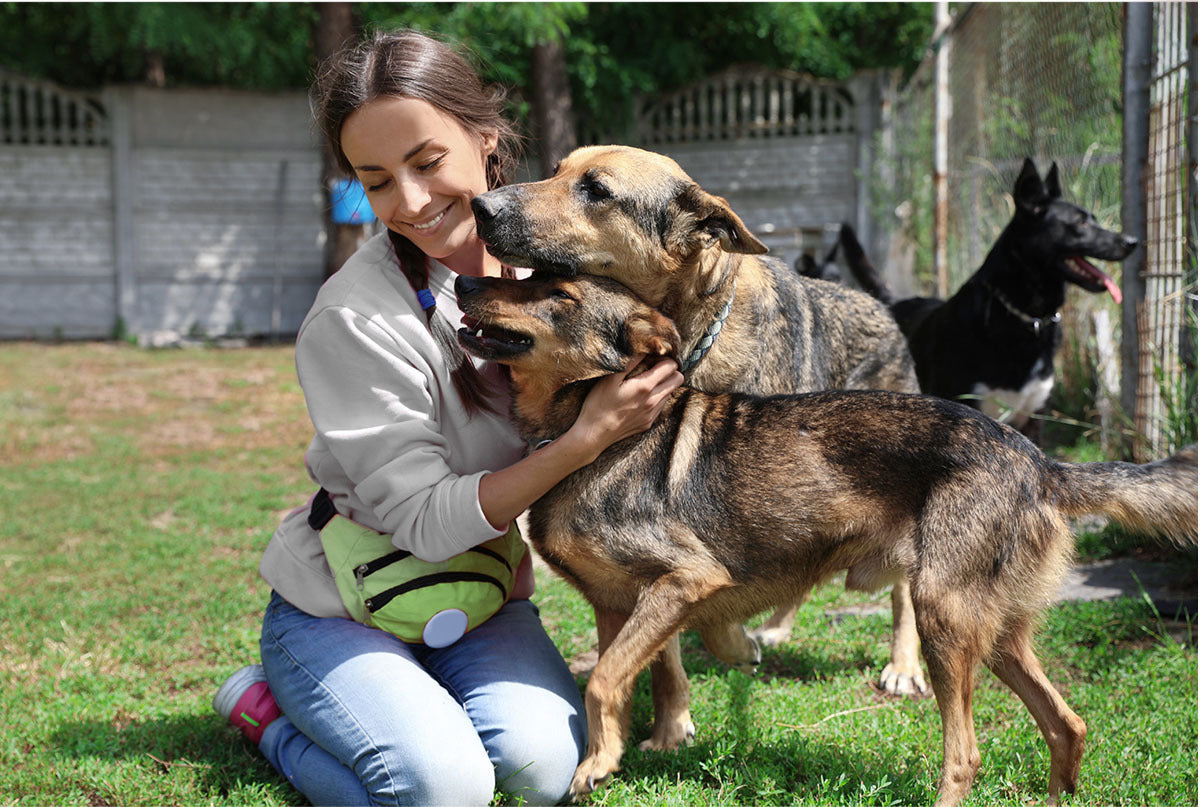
[1012,157,1136,303]
[455,272,680,392]
[470,146,767,307]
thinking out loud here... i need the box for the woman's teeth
[412,209,447,231]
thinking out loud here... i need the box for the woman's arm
[477,355,683,530]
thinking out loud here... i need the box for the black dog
[841,159,1136,441]
[794,239,841,283]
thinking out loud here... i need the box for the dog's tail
[1050,445,1198,545]
[839,223,894,305]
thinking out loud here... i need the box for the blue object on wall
[330,178,377,224]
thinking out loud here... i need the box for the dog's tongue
[1069,256,1123,305]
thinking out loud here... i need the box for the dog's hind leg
[641,634,697,751]
[879,579,929,696]
[924,643,983,807]
[985,621,1085,804]
[914,586,987,806]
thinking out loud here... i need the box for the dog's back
[688,252,920,398]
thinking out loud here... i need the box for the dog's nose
[1121,235,1138,252]
[454,275,483,298]
[471,192,504,225]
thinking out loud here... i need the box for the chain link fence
[871,2,1195,459]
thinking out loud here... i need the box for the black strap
[308,488,337,530]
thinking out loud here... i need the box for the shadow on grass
[674,628,885,685]
[619,697,929,804]
[49,713,296,802]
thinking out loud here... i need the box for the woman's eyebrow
[353,139,436,172]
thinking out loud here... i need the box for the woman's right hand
[565,354,684,463]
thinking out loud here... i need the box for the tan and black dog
[455,271,1197,805]
[471,145,927,749]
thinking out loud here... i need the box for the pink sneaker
[213,665,280,744]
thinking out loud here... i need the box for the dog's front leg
[879,579,929,696]
[747,598,805,647]
[570,577,706,799]
[641,634,696,750]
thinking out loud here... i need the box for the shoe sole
[212,664,267,718]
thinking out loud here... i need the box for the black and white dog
[840,159,1136,442]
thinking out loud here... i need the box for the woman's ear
[480,129,499,159]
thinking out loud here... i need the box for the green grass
[1,342,1195,805]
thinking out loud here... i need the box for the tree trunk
[314,2,362,277]
[144,50,165,87]
[530,37,577,179]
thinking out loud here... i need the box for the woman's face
[342,96,497,270]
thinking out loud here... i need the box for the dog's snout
[1120,235,1138,253]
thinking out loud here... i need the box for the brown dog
[471,146,927,749]
[455,271,1198,805]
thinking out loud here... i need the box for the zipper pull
[355,563,368,590]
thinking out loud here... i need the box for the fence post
[853,72,882,258]
[1120,4,1152,449]
[105,86,136,338]
[933,1,952,298]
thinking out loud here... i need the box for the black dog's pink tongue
[1069,257,1123,305]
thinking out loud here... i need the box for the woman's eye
[417,155,445,173]
[365,179,390,192]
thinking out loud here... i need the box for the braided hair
[313,29,522,415]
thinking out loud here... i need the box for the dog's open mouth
[457,317,534,359]
[1063,256,1123,305]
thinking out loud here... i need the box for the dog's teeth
[475,328,484,338]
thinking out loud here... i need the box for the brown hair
[312,29,521,415]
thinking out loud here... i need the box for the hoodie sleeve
[295,304,507,563]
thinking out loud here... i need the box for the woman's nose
[394,175,431,219]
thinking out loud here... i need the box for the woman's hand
[565,354,684,463]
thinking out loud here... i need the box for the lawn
[1,342,1195,806]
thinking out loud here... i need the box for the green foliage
[0,2,318,89]
[1,2,932,139]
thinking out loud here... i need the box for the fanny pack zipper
[365,570,509,613]
[354,545,516,593]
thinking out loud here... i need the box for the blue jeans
[257,591,586,806]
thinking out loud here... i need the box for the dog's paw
[879,662,929,697]
[747,624,790,649]
[638,718,695,752]
[568,755,618,800]
[732,636,761,675]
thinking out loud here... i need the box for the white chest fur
[970,360,1053,429]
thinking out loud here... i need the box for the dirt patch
[4,343,310,466]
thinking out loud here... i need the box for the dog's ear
[673,184,768,256]
[1044,162,1062,199]
[626,308,681,363]
[1014,157,1049,215]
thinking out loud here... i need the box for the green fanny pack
[309,488,527,648]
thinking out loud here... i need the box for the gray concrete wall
[0,83,325,341]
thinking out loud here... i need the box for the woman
[212,29,682,806]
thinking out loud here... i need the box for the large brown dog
[455,271,1198,805]
[471,145,926,749]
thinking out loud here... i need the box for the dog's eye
[550,288,576,301]
[580,177,611,202]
